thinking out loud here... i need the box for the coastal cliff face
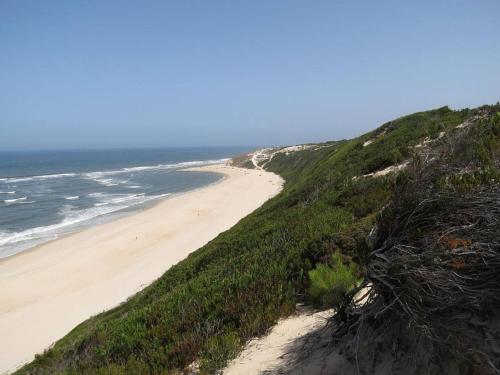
[17,104,500,374]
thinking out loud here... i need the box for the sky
[1,1,499,150]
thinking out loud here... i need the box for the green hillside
[18,105,498,375]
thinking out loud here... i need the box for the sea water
[0,147,249,258]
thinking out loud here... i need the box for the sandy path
[0,164,283,374]
[224,306,334,375]
[223,288,370,374]
[251,152,263,170]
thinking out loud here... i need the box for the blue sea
[0,147,249,258]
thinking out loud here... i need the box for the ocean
[0,147,249,258]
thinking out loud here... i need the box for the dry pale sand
[223,306,335,375]
[223,288,371,374]
[0,164,283,374]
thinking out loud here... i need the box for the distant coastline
[0,147,251,258]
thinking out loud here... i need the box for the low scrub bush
[308,253,358,308]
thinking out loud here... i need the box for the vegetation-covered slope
[19,105,491,375]
[327,105,500,375]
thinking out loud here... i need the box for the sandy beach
[0,164,283,374]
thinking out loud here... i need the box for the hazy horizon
[2,1,499,150]
[0,145,259,153]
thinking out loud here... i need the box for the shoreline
[0,164,283,374]
[0,166,228,264]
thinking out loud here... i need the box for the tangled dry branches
[334,112,500,373]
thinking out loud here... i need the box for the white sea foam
[1,177,34,183]
[83,171,104,179]
[64,196,79,200]
[88,192,106,198]
[0,193,170,250]
[90,192,151,206]
[0,191,16,194]
[108,193,145,204]
[94,178,119,187]
[39,173,76,179]
[0,173,76,183]
[84,158,229,177]
[35,173,76,180]
[82,158,227,187]
[0,158,227,185]
[3,197,36,205]
[121,158,229,173]
[85,175,127,187]
[4,197,27,203]
[127,185,142,189]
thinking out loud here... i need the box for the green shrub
[308,253,358,308]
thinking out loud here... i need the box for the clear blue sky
[1,1,499,150]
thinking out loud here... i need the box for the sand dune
[0,164,283,374]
